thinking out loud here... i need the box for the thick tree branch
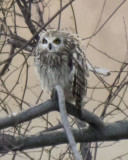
[0,99,104,130]
[0,120,128,153]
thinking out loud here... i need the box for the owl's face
[38,32,65,53]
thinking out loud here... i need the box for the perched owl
[33,29,89,109]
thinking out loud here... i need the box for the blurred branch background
[0,0,128,159]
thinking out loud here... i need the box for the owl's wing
[71,51,89,110]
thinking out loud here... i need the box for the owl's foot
[51,88,58,101]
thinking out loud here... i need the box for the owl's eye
[42,38,47,44]
[53,38,61,44]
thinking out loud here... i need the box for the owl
[33,29,89,109]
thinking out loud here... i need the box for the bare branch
[0,45,16,76]
[7,38,33,52]
[0,99,105,130]
[55,85,82,160]
[17,0,36,35]
[0,120,128,153]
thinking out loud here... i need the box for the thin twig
[58,0,62,30]
[86,0,106,49]
[83,0,126,40]
[0,45,16,76]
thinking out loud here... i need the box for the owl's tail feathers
[87,63,111,76]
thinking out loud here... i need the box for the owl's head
[38,30,66,53]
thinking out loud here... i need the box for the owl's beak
[49,43,52,50]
